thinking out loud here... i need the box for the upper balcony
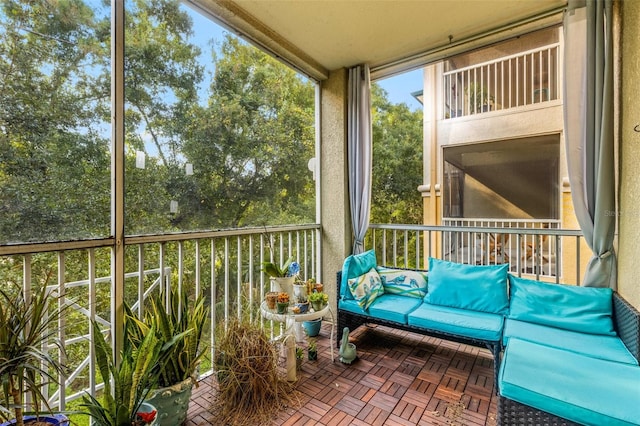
[442,42,561,120]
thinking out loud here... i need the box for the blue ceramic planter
[0,414,69,426]
[302,318,321,337]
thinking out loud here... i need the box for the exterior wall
[448,26,559,70]
[437,103,563,146]
[420,32,584,284]
[319,69,351,311]
[618,0,640,307]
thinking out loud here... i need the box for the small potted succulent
[295,347,304,370]
[276,292,290,314]
[307,338,318,361]
[308,291,328,312]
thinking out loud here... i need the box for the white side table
[260,301,335,380]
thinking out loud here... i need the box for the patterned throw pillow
[348,267,384,310]
[376,266,427,298]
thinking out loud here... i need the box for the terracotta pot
[265,292,278,309]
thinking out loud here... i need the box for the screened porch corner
[187,322,498,426]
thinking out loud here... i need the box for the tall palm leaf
[0,287,68,426]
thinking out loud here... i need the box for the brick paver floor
[186,323,497,425]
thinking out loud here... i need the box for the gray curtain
[348,64,373,254]
[563,0,616,288]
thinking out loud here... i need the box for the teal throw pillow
[425,257,509,314]
[508,275,615,336]
[376,266,427,298]
[340,249,377,300]
[348,267,384,310]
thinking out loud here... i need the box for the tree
[0,0,110,243]
[371,83,423,224]
[180,35,316,229]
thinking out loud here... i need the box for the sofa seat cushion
[503,319,638,365]
[425,258,509,314]
[407,303,504,342]
[508,275,615,336]
[368,294,423,324]
[338,298,367,316]
[339,294,422,325]
[500,338,640,426]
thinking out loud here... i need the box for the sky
[377,69,424,112]
[186,4,424,113]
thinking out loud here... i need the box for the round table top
[260,300,330,322]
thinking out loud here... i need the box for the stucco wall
[319,69,351,310]
[618,0,640,308]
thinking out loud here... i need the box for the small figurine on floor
[339,326,357,364]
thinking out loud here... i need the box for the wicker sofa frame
[497,291,640,425]
[335,270,503,390]
[336,270,640,425]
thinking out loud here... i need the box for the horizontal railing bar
[442,42,560,76]
[0,237,115,256]
[0,224,320,256]
[369,223,582,236]
[122,224,320,244]
[443,217,560,224]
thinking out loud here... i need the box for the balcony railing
[0,224,320,414]
[366,222,585,284]
[1,221,586,418]
[443,43,560,119]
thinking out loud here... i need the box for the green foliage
[371,83,424,225]
[308,291,328,304]
[465,83,494,113]
[128,287,207,388]
[81,316,162,426]
[0,286,68,424]
[261,256,293,278]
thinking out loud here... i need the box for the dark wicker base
[498,396,583,426]
[336,271,502,392]
[613,292,640,361]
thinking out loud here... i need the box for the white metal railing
[366,222,584,283]
[443,43,560,119]
[441,218,560,277]
[0,224,320,414]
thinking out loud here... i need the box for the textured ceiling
[191,0,567,80]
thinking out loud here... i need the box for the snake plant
[81,310,163,426]
[128,287,207,388]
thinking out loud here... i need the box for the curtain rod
[371,4,567,80]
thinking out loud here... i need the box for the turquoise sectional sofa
[337,250,640,426]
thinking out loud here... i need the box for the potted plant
[295,347,303,370]
[81,311,163,426]
[131,288,207,426]
[276,292,290,314]
[302,318,322,337]
[308,291,328,312]
[465,83,494,113]
[0,287,69,426]
[307,338,318,361]
[261,257,299,295]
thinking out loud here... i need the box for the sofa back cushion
[340,249,377,300]
[424,258,509,314]
[508,275,615,336]
[376,266,428,298]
